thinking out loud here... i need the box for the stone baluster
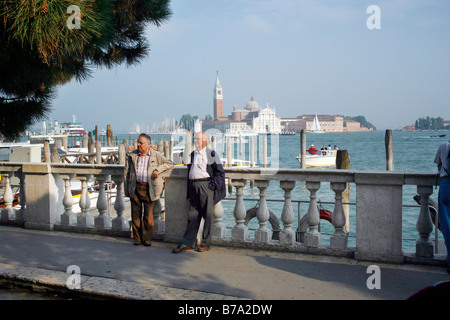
[17,171,26,222]
[304,181,321,247]
[94,175,111,229]
[212,201,225,239]
[0,173,15,221]
[254,180,271,243]
[111,175,128,231]
[330,182,348,249]
[231,179,248,241]
[60,175,77,225]
[415,185,434,258]
[279,181,296,245]
[77,176,94,227]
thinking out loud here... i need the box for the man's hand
[151,170,159,180]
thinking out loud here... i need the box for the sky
[44,0,450,133]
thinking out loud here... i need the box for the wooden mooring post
[385,129,394,171]
[300,129,306,169]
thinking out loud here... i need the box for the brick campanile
[213,71,223,120]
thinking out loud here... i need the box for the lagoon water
[117,129,449,252]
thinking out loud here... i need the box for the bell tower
[213,71,224,120]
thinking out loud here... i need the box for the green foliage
[414,116,445,130]
[342,115,376,130]
[179,114,198,130]
[0,0,172,140]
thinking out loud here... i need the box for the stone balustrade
[0,162,446,266]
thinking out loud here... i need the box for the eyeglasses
[137,141,149,145]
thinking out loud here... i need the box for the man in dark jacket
[173,131,226,253]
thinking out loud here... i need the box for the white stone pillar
[232,179,248,241]
[77,176,94,227]
[279,181,296,245]
[60,174,77,226]
[0,173,15,221]
[94,176,111,229]
[415,185,434,258]
[330,182,348,249]
[304,181,321,248]
[111,175,128,231]
[212,201,225,239]
[254,180,271,243]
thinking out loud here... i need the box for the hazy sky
[46,0,450,133]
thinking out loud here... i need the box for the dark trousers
[182,180,214,248]
[131,183,154,244]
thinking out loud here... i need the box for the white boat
[61,146,119,163]
[310,114,325,133]
[296,149,337,167]
[40,114,86,137]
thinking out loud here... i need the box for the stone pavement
[0,225,449,300]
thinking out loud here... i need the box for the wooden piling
[158,137,163,153]
[119,144,126,165]
[263,134,267,168]
[184,130,192,165]
[385,129,394,171]
[107,124,113,147]
[170,137,174,161]
[300,129,306,169]
[62,133,68,150]
[336,149,350,235]
[96,140,102,164]
[250,136,255,167]
[44,140,50,162]
[212,135,216,152]
[164,141,169,158]
[88,132,94,154]
[82,132,88,148]
[51,146,59,163]
[227,137,232,167]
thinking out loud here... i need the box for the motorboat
[296,149,337,168]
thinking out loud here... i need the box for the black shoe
[144,241,152,247]
[172,244,193,254]
[134,241,141,246]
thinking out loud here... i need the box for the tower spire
[213,71,224,120]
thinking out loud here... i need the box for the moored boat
[296,149,337,167]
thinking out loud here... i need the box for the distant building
[281,115,372,133]
[203,73,281,134]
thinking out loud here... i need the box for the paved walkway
[0,225,449,300]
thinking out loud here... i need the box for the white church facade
[202,73,281,134]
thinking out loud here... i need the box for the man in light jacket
[124,133,173,246]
